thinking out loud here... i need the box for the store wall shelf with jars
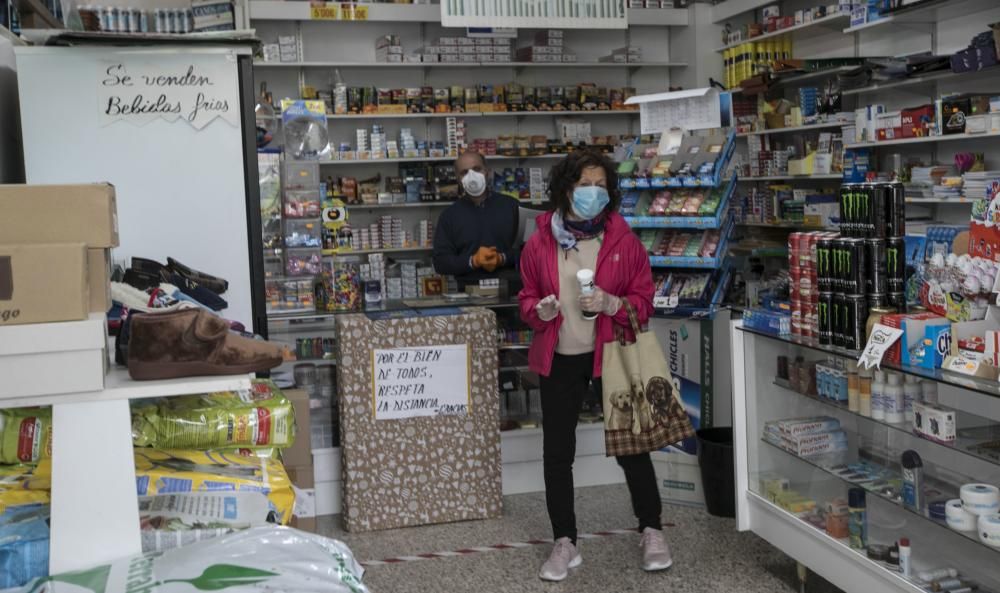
[732,326,1000,593]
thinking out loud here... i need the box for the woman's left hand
[580,286,622,316]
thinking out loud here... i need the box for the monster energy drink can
[887,236,906,292]
[844,294,868,352]
[818,292,834,345]
[840,184,857,237]
[841,237,867,295]
[889,291,906,311]
[868,183,888,238]
[832,293,847,348]
[867,293,888,309]
[887,182,906,237]
[817,236,835,292]
[865,238,888,294]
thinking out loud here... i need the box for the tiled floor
[319,484,844,593]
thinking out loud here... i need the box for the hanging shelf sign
[98,53,239,130]
[441,0,627,29]
[626,87,722,135]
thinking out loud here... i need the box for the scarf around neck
[551,210,607,252]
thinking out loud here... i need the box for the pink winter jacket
[518,210,654,378]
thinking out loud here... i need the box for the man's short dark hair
[456,150,487,168]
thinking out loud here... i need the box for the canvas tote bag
[602,302,696,457]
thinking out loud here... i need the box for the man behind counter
[433,151,520,290]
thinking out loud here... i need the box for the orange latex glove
[472,246,498,269]
[481,248,501,272]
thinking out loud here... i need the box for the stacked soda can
[811,181,907,351]
[789,231,837,340]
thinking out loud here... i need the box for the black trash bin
[696,427,735,518]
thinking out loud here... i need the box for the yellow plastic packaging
[0,408,52,465]
[133,449,295,525]
[131,380,295,451]
[0,463,50,492]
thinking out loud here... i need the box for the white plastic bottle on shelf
[884,373,905,424]
[922,380,939,404]
[871,371,886,421]
[903,375,921,423]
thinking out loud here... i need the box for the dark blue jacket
[433,191,520,288]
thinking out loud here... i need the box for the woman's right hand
[535,294,560,322]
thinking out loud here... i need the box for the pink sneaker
[640,527,673,571]
[539,537,582,582]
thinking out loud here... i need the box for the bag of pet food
[0,504,50,589]
[139,492,274,553]
[8,525,369,593]
[131,380,295,451]
[0,463,50,492]
[133,449,295,525]
[0,408,52,465]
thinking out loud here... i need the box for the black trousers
[539,352,663,543]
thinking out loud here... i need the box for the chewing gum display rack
[648,213,736,269]
[624,172,738,229]
[652,261,732,319]
[618,130,737,189]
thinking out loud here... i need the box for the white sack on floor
[4,525,369,593]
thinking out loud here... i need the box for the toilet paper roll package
[131,380,295,452]
[133,449,295,525]
[7,525,369,593]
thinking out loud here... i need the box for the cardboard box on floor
[0,243,89,325]
[284,388,319,532]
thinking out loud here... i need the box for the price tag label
[309,3,338,20]
[858,323,903,370]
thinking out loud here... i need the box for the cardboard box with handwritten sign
[336,309,500,532]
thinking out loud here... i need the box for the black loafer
[167,257,229,295]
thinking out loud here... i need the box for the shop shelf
[842,65,1000,96]
[905,197,975,204]
[772,375,1000,469]
[309,154,567,166]
[737,221,830,230]
[255,60,688,69]
[0,367,253,409]
[760,438,1000,556]
[346,201,455,209]
[624,172,738,229]
[322,246,433,256]
[716,12,851,52]
[846,130,1000,149]
[842,0,999,33]
[323,110,641,120]
[739,174,843,181]
[737,121,847,137]
[740,326,1000,401]
[711,0,781,23]
[249,2,688,26]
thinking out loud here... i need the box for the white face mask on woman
[462,170,487,197]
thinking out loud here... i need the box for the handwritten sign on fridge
[98,54,239,130]
[372,344,470,420]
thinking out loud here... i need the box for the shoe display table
[0,317,251,574]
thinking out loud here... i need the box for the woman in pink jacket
[518,149,667,582]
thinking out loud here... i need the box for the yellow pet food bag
[0,409,52,465]
[133,449,295,525]
[131,380,295,451]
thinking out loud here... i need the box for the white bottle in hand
[577,269,597,321]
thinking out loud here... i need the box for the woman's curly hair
[547,148,622,217]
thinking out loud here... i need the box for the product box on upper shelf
[0,183,119,248]
[0,242,89,326]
